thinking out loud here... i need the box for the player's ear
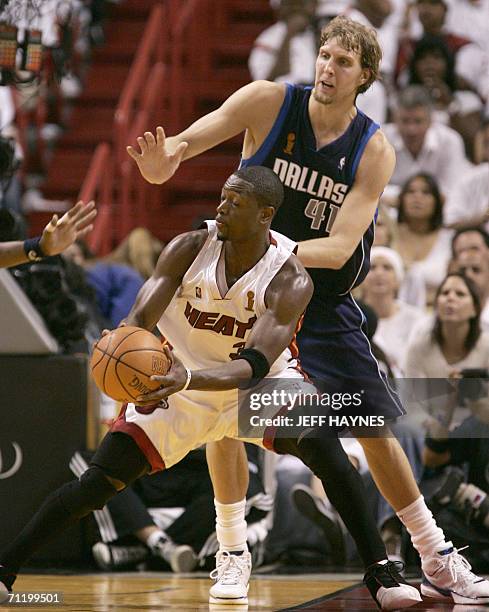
[359,68,370,86]
[261,206,275,224]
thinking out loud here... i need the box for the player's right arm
[126,81,285,185]
[124,230,207,330]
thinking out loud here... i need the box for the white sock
[396,495,451,558]
[146,529,168,550]
[214,498,248,552]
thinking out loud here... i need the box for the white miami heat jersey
[157,221,301,377]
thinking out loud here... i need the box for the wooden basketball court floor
[3,571,481,611]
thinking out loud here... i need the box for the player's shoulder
[271,254,313,299]
[359,127,396,177]
[162,229,208,260]
[365,127,395,159]
[242,80,287,107]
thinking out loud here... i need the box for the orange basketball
[90,326,171,403]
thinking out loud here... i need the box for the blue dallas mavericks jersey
[240,84,379,299]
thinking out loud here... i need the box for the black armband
[236,348,270,389]
[425,437,451,454]
[23,236,46,262]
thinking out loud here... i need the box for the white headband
[370,246,405,283]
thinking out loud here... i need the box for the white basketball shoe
[421,545,489,604]
[209,550,251,605]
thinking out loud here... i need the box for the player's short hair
[233,166,284,211]
[319,16,381,94]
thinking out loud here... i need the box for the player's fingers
[64,200,83,219]
[136,389,164,403]
[156,126,166,148]
[137,136,148,154]
[75,208,97,230]
[44,214,59,232]
[171,141,188,167]
[101,329,111,336]
[126,145,141,160]
[76,224,94,239]
[149,374,169,383]
[144,131,156,148]
[135,399,163,408]
[162,345,173,365]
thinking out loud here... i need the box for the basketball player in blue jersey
[127,16,489,607]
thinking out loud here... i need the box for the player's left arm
[296,130,396,269]
[137,257,313,401]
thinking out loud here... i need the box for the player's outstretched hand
[39,200,97,257]
[136,347,188,405]
[126,126,188,185]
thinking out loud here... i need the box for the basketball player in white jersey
[0,166,420,610]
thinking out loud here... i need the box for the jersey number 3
[305,198,340,233]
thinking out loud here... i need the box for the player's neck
[223,237,270,285]
[308,95,357,148]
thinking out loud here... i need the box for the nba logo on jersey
[283,132,296,155]
[338,156,346,170]
[195,287,202,298]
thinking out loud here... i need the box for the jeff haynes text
[249,414,385,427]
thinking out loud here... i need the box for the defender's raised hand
[127,126,188,185]
[39,200,97,256]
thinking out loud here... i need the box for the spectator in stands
[405,272,488,434]
[452,227,489,261]
[361,246,425,374]
[407,35,482,156]
[444,119,489,230]
[443,0,489,56]
[405,273,489,566]
[70,445,272,573]
[382,86,470,204]
[249,0,319,85]
[452,230,489,332]
[63,240,144,328]
[395,0,486,94]
[372,204,397,247]
[104,227,163,279]
[392,172,452,305]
